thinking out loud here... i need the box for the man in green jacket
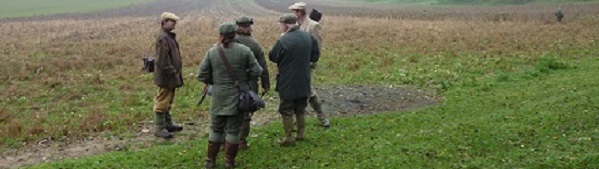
[234,15,270,150]
[269,13,320,146]
[197,22,263,169]
[152,12,184,139]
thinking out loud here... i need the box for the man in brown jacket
[152,12,184,139]
[289,2,330,128]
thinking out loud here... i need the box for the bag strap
[217,44,240,87]
[144,41,156,58]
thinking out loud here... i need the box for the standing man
[269,13,320,146]
[152,12,184,139]
[555,4,564,23]
[198,22,263,168]
[289,2,330,128]
[234,15,270,150]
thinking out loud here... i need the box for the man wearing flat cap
[198,22,263,168]
[289,2,330,128]
[152,12,183,139]
[234,15,270,150]
[269,13,320,146]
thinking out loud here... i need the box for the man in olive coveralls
[234,15,270,150]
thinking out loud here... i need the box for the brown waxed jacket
[154,29,183,89]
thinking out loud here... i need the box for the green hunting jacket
[197,43,263,116]
[268,26,320,100]
[235,35,270,92]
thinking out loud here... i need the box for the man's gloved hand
[165,65,177,74]
[261,85,270,97]
[310,62,317,69]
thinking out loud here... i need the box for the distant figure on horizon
[555,4,564,23]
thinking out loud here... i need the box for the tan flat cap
[161,12,180,21]
[288,2,306,10]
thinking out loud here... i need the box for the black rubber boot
[154,112,173,139]
[165,112,183,132]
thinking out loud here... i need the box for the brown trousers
[153,88,176,112]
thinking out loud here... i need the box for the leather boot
[296,113,306,141]
[165,112,183,132]
[309,95,330,129]
[279,114,296,147]
[238,120,251,150]
[154,112,173,139]
[204,141,222,169]
[238,140,250,150]
[224,143,240,169]
[220,137,225,150]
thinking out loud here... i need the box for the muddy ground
[1,85,437,169]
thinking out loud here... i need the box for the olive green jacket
[197,43,263,115]
[235,35,270,92]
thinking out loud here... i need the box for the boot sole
[166,129,183,133]
[154,135,174,139]
[279,141,296,147]
[154,133,174,139]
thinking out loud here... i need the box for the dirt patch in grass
[0,85,436,169]
[316,85,438,116]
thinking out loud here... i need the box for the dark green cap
[236,15,254,25]
[279,13,297,24]
[219,22,237,34]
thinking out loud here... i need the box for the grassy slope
[27,55,599,168]
[0,0,154,18]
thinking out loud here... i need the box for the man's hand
[164,65,177,74]
[261,86,270,97]
[310,62,317,69]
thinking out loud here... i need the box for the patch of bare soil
[0,85,437,169]
[0,118,211,169]
[315,85,438,116]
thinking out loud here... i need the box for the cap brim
[164,17,180,21]
[289,5,303,10]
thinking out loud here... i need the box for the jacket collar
[161,28,177,38]
[299,16,313,27]
[287,25,300,33]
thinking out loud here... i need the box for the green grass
[27,55,599,168]
[0,0,154,18]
